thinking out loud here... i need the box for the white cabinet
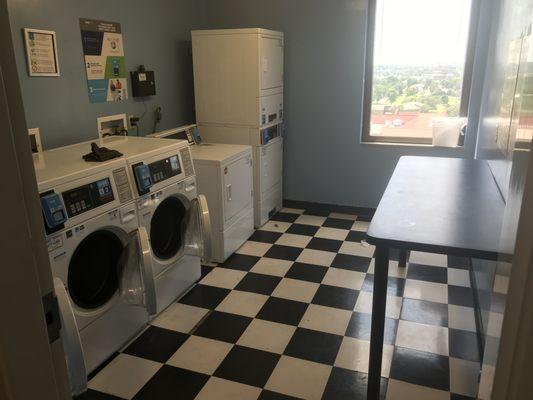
[191,143,254,262]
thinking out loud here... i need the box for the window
[362,0,478,144]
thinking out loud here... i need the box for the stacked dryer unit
[192,28,284,228]
[102,136,212,315]
[34,143,156,395]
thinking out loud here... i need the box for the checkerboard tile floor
[82,205,480,400]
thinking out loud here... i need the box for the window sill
[360,141,465,149]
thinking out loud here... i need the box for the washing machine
[101,136,212,315]
[34,143,157,394]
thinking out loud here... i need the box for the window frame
[361,0,481,145]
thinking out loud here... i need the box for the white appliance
[192,28,284,227]
[34,143,156,394]
[102,136,212,315]
[190,143,254,263]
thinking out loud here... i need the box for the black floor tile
[303,208,331,216]
[449,328,480,362]
[286,223,319,236]
[200,265,214,279]
[322,367,387,400]
[312,285,359,310]
[285,262,327,283]
[448,255,471,270]
[284,327,343,365]
[235,272,282,295]
[389,347,450,391]
[214,345,281,388]
[179,284,230,309]
[400,298,448,327]
[264,244,303,261]
[257,297,308,326]
[306,237,343,253]
[220,253,261,271]
[362,275,405,297]
[123,326,188,363]
[345,230,367,242]
[356,214,373,222]
[323,218,354,230]
[258,390,301,399]
[451,394,476,400]
[193,311,252,343]
[345,312,398,345]
[249,230,284,244]
[491,293,507,314]
[271,212,300,223]
[406,263,448,284]
[132,365,208,400]
[77,389,125,400]
[448,285,475,307]
[331,253,371,272]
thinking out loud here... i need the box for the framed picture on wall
[23,28,60,77]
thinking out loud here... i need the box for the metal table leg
[398,249,410,268]
[367,245,389,399]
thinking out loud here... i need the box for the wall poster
[23,28,60,77]
[79,18,128,103]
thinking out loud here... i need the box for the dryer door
[183,194,212,262]
[53,277,87,396]
[118,227,157,315]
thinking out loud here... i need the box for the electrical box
[131,69,156,97]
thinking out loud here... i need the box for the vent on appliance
[180,148,195,177]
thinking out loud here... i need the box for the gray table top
[366,156,505,260]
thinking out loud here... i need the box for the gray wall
[8,0,208,150]
[206,0,491,207]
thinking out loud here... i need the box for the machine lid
[149,196,187,260]
[67,229,123,310]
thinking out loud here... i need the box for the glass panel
[183,198,203,258]
[369,0,472,141]
[118,231,144,307]
[149,197,187,260]
[67,230,121,309]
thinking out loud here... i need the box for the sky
[373,0,472,66]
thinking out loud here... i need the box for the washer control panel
[62,177,114,217]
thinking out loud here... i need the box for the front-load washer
[34,143,157,395]
[101,136,212,315]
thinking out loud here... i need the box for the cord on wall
[153,106,162,133]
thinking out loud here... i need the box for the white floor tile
[448,304,477,332]
[334,337,394,377]
[199,268,247,290]
[367,259,406,278]
[166,336,232,375]
[448,268,470,287]
[299,304,352,335]
[237,319,296,354]
[272,278,320,303]
[395,320,449,356]
[236,241,273,257]
[339,241,375,257]
[315,227,349,241]
[386,379,449,400]
[322,267,366,290]
[259,221,292,233]
[354,291,402,319]
[294,214,327,226]
[296,248,336,266]
[329,212,358,221]
[487,311,504,338]
[408,251,447,267]
[281,207,305,214]
[352,220,370,232]
[450,357,480,398]
[215,290,269,318]
[150,303,208,334]
[494,274,509,294]
[275,233,312,248]
[195,377,261,400]
[250,257,293,277]
[265,356,332,400]
[404,279,448,304]
[88,354,161,399]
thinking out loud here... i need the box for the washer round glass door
[149,197,187,260]
[68,229,123,310]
